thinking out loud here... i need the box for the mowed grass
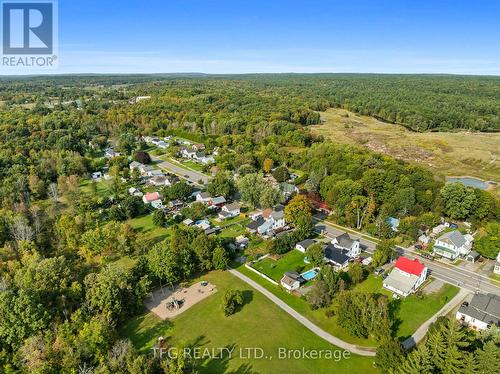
[311,108,500,185]
[238,265,459,347]
[121,270,377,373]
[252,250,311,282]
[128,214,170,242]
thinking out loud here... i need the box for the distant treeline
[2,73,498,132]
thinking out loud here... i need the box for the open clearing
[311,108,500,184]
[122,271,376,373]
[146,281,217,319]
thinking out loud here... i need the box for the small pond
[446,176,496,190]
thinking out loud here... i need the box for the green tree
[152,209,167,227]
[440,183,477,220]
[207,171,235,198]
[306,243,325,268]
[284,194,312,226]
[474,222,500,259]
[222,289,244,316]
[375,337,405,373]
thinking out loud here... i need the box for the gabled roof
[224,202,241,211]
[324,244,350,265]
[211,196,226,205]
[394,257,425,276]
[281,271,304,286]
[198,192,211,199]
[144,192,160,201]
[297,239,315,249]
[334,233,357,249]
[247,217,265,231]
[458,293,500,326]
[437,230,466,248]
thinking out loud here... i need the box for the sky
[2,0,500,75]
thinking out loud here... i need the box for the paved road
[315,217,500,296]
[229,268,377,357]
[152,156,210,185]
[402,289,469,349]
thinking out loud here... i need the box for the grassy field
[311,108,500,184]
[237,264,458,346]
[128,214,170,242]
[252,250,311,282]
[121,271,377,373]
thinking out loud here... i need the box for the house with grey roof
[295,239,316,253]
[494,252,500,275]
[433,230,473,260]
[331,233,361,258]
[324,244,350,270]
[456,293,500,331]
[280,271,304,291]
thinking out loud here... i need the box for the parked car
[419,252,434,261]
[374,268,384,276]
[449,223,459,229]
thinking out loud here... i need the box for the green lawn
[252,250,311,282]
[352,274,459,340]
[121,271,377,373]
[128,214,170,242]
[80,178,113,197]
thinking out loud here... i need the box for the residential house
[331,233,361,258]
[192,143,205,151]
[149,175,172,187]
[246,217,266,234]
[180,146,197,159]
[280,271,304,292]
[151,200,165,210]
[104,148,120,159]
[235,235,249,248]
[432,223,449,236]
[280,182,299,199]
[218,203,241,220]
[210,196,227,208]
[465,251,480,263]
[128,187,143,197]
[295,239,316,253]
[182,218,194,226]
[433,230,473,260]
[157,141,169,149]
[418,234,431,245]
[129,161,143,171]
[146,169,164,178]
[456,293,500,331]
[246,205,286,236]
[195,219,211,231]
[494,252,500,275]
[387,217,400,232]
[383,257,428,297]
[324,244,349,270]
[196,192,212,204]
[142,192,161,204]
[139,164,154,175]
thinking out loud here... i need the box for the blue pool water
[446,177,489,190]
[301,269,319,281]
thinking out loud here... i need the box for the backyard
[121,270,377,373]
[252,250,311,282]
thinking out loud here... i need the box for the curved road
[228,268,377,357]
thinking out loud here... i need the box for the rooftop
[394,257,425,276]
[458,293,500,327]
[437,230,466,248]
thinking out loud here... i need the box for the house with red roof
[383,257,428,297]
[142,191,161,204]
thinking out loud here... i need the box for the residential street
[150,157,500,297]
[152,155,211,185]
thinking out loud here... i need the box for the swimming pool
[301,268,319,281]
[446,177,489,190]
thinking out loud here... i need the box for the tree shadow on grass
[388,298,403,338]
[201,343,258,374]
[122,314,174,354]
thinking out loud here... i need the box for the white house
[432,223,449,235]
[280,271,304,292]
[151,200,164,210]
[331,233,361,258]
[181,147,197,159]
[494,252,500,275]
[456,293,500,331]
[129,161,143,171]
[149,175,172,187]
[104,148,120,159]
[418,234,431,245]
[218,203,241,220]
[433,230,473,260]
[324,244,349,270]
[146,169,164,178]
[196,192,212,204]
[143,192,161,204]
[383,257,428,297]
[295,239,316,253]
[157,140,169,149]
[128,187,143,197]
